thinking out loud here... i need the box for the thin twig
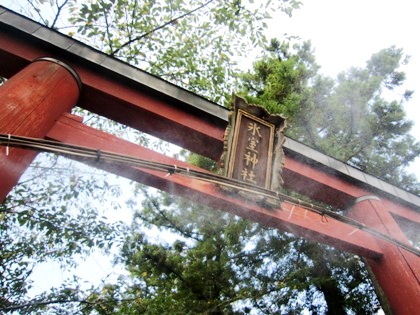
[110,0,218,56]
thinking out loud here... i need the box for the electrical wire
[1,133,419,257]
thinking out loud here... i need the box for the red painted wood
[348,198,420,315]
[283,156,420,225]
[382,199,420,224]
[46,114,383,259]
[0,28,417,222]
[0,30,226,160]
[1,24,419,314]
[0,60,80,201]
[77,71,225,160]
[282,157,364,208]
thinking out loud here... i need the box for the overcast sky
[269,0,419,178]
[1,0,418,177]
[2,0,417,306]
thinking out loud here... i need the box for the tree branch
[0,299,90,312]
[51,0,70,29]
[110,0,218,56]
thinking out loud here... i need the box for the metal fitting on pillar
[34,57,82,93]
[0,57,82,201]
[354,195,381,204]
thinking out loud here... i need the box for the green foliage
[2,1,303,313]
[233,43,419,313]
[7,0,75,28]
[1,154,128,314]
[104,190,380,314]
[67,0,301,102]
[240,43,420,193]
[3,0,418,314]
[240,39,320,117]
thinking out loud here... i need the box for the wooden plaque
[228,109,275,188]
[221,96,286,191]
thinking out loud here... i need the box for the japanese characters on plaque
[228,110,274,188]
[221,96,286,192]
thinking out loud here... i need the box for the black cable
[1,133,419,257]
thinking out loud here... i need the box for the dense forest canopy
[1,1,419,314]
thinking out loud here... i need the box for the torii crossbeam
[0,6,419,314]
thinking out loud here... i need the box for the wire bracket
[6,134,11,156]
[165,165,177,177]
[288,205,295,219]
[95,149,102,162]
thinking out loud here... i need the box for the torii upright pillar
[348,196,420,314]
[0,57,81,202]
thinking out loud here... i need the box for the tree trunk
[308,245,346,315]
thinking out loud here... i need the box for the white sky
[1,0,418,306]
[1,0,418,178]
[269,0,420,179]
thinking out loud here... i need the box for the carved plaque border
[227,109,275,189]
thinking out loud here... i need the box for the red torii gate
[0,6,419,314]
